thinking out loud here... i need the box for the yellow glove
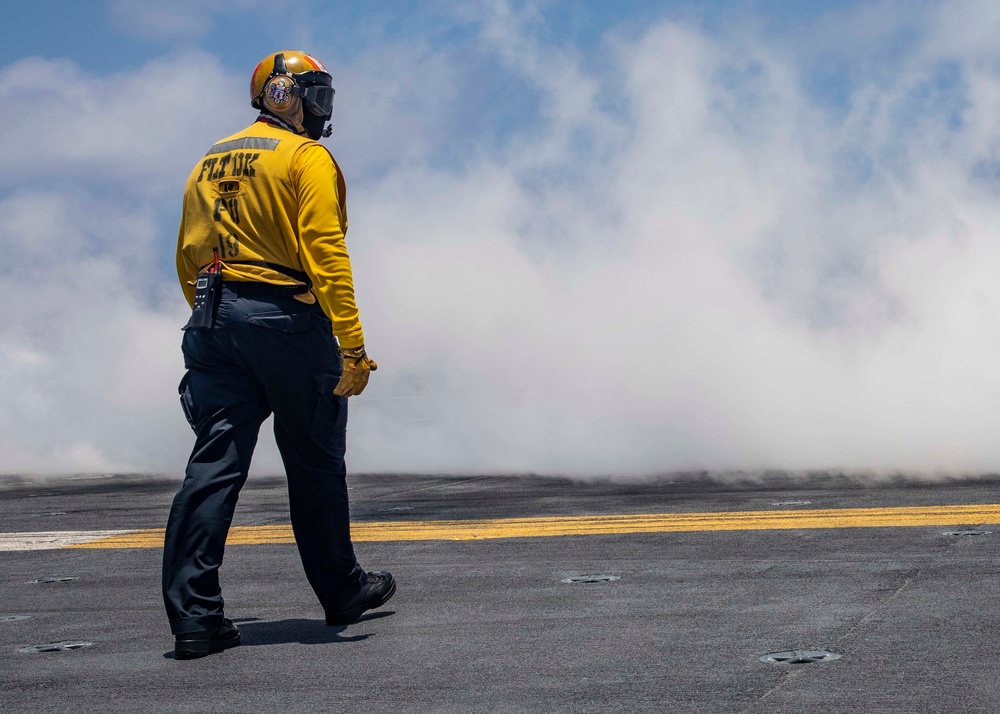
[334,346,378,397]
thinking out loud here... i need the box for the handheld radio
[189,248,222,329]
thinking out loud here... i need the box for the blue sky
[4,1,913,130]
[4,1,1000,475]
[5,1,876,70]
[2,0,947,195]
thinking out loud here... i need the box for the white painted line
[0,530,135,552]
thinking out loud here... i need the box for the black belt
[198,259,312,294]
[223,280,310,297]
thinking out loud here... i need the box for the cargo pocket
[247,312,313,332]
[178,372,196,431]
[312,374,348,459]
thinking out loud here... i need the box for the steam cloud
[3,3,1000,476]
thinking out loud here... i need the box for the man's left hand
[335,346,377,397]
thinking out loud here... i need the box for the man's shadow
[163,611,394,658]
[237,612,394,646]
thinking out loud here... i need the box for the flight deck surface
[1,473,998,712]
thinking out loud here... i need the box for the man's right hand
[335,346,377,397]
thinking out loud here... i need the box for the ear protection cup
[262,75,299,116]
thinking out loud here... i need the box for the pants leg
[272,373,365,612]
[229,294,364,607]
[162,324,270,636]
[163,289,365,633]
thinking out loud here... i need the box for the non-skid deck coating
[2,473,1000,713]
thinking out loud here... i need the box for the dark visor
[296,83,335,117]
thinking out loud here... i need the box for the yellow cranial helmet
[250,50,335,118]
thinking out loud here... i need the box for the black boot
[174,619,241,659]
[325,571,396,625]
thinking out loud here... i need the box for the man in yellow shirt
[163,50,394,659]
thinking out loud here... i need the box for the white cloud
[0,50,256,474]
[0,188,184,473]
[5,4,1000,476]
[346,4,1000,475]
[323,40,461,175]
[0,51,246,196]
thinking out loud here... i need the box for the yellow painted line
[63,503,1000,549]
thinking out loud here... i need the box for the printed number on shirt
[213,197,240,225]
[217,233,240,258]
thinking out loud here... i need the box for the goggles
[295,81,335,117]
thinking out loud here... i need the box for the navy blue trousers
[162,283,365,635]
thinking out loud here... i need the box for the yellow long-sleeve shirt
[176,120,364,349]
